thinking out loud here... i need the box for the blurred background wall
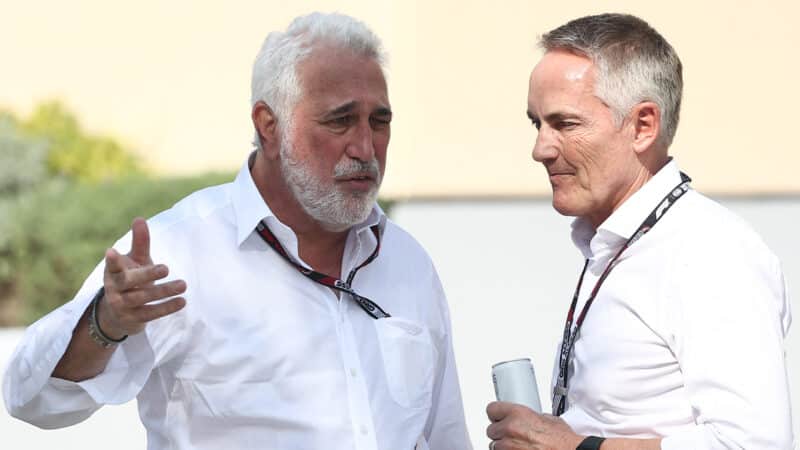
[1,1,798,448]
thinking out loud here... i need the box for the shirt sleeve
[2,228,189,429]
[660,234,794,449]
[423,268,473,450]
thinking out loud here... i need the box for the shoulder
[664,190,787,320]
[147,182,234,237]
[109,181,234,259]
[672,190,779,266]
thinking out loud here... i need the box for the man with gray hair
[486,13,793,450]
[4,12,471,450]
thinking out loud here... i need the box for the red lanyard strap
[552,172,691,416]
[255,221,391,320]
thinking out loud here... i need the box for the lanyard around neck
[255,220,391,320]
[552,172,691,416]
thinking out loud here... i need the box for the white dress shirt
[553,159,794,449]
[3,159,472,450]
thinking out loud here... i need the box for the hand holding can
[491,358,542,413]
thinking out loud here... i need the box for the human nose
[531,125,558,163]
[346,121,376,161]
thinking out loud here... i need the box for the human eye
[328,115,354,127]
[322,115,356,132]
[526,111,540,130]
[554,119,579,131]
[370,114,392,130]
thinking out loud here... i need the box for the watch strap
[577,436,606,450]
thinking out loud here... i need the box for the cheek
[302,133,341,168]
[568,133,606,177]
[374,132,389,171]
[375,129,390,153]
[304,130,333,152]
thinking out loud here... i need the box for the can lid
[491,357,531,369]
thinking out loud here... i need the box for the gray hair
[250,12,386,149]
[540,13,683,148]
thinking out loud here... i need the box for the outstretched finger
[121,279,186,306]
[110,264,172,292]
[134,297,187,323]
[129,217,152,265]
[105,248,127,274]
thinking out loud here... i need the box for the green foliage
[0,114,49,304]
[20,101,142,183]
[0,101,148,324]
[8,173,233,324]
[0,113,48,196]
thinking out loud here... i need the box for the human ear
[251,101,280,159]
[631,102,661,154]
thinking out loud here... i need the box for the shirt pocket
[374,317,438,410]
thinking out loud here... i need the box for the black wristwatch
[577,436,605,450]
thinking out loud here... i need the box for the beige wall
[2,0,798,198]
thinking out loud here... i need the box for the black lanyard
[552,172,691,416]
[255,220,391,320]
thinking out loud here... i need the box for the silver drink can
[491,358,542,412]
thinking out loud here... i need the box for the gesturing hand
[97,217,187,339]
[486,401,583,450]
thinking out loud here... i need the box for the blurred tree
[11,173,234,324]
[0,101,146,325]
[0,113,48,196]
[0,113,49,324]
[21,101,142,182]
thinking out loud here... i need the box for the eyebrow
[328,102,357,116]
[325,102,392,117]
[548,112,583,124]
[373,106,392,118]
[528,111,580,122]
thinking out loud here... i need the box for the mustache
[334,159,381,179]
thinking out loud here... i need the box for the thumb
[129,217,152,265]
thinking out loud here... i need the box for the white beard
[279,131,381,232]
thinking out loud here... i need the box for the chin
[551,198,580,218]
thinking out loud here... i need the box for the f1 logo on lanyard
[552,173,691,416]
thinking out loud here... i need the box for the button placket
[337,312,379,450]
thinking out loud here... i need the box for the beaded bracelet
[88,287,128,348]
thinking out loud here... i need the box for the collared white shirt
[4,159,472,450]
[553,159,794,449]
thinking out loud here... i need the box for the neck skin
[250,150,349,278]
[587,151,670,229]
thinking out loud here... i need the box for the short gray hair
[540,13,683,148]
[250,12,386,149]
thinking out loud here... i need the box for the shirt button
[360,425,368,435]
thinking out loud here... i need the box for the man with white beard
[3,12,471,450]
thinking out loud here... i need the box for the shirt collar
[571,158,683,259]
[232,151,387,248]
